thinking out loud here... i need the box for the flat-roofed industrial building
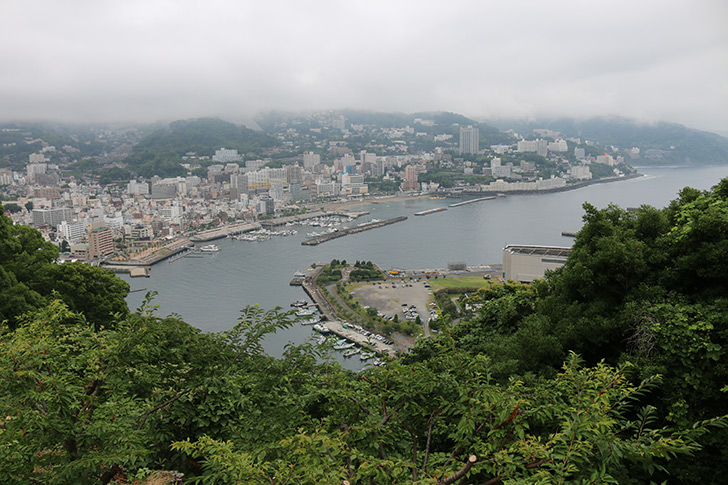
[503,244,571,282]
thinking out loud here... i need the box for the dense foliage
[349,260,385,282]
[0,207,129,329]
[2,180,728,483]
[412,178,728,481]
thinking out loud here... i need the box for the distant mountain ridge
[487,116,728,165]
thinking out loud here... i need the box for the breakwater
[448,196,496,207]
[301,216,408,246]
[414,207,447,216]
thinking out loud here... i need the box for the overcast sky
[1,0,726,132]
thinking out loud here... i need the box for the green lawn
[428,276,497,290]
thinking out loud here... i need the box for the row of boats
[293,300,384,366]
[229,228,297,242]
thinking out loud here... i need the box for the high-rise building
[403,165,421,191]
[88,223,114,260]
[459,126,480,154]
[302,151,320,170]
[32,207,73,227]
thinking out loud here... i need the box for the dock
[300,274,396,357]
[301,216,407,246]
[261,210,368,228]
[448,196,496,207]
[414,207,447,216]
[189,222,261,242]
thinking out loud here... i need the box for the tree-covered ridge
[2,299,722,484]
[412,178,728,481]
[123,118,279,177]
[0,206,129,329]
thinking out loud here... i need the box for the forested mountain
[490,116,728,165]
[2,179,728,483]
[122,118,278,177]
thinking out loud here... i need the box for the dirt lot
[349,279,434,332]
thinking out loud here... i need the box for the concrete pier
[301,216,407,246]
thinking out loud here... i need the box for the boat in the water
[300,318,319,325]
[290,300,308,307]
[333,342,356,351]
[343,348,361,357]
[198,244,220,252]
[296,308,316,317]
[312,323,330,334]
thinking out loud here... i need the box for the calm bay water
[121,165,728,366]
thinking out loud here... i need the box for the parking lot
[349,278,436,335]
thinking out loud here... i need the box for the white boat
[300,318,319,325]
[290,300,308,307]
[359,352,373,361]
[296,308,315,317]
[198,244,220,252]
[312,323,330,334]
[333,342,356,351]
[343,348,361,357]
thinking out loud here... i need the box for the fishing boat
[333,342,356,351]
[312,323,330,334]
[343,348,361,357]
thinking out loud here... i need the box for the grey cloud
[0,0,726,131]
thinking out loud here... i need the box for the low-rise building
[503,244,571,282]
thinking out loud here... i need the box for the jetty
[448,196,496,207]
[301,216,407,246]
[414,207,447,216]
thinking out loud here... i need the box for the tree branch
[137,389,192,430]
[438,455,477,485]
[422,410,438,474]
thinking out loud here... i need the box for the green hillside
[123,118,278,177]
[491,116,728,164]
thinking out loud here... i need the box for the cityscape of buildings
[0,114,632,262]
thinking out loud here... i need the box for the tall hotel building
[459,126,480,154]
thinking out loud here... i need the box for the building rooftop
[504,244,571,258]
